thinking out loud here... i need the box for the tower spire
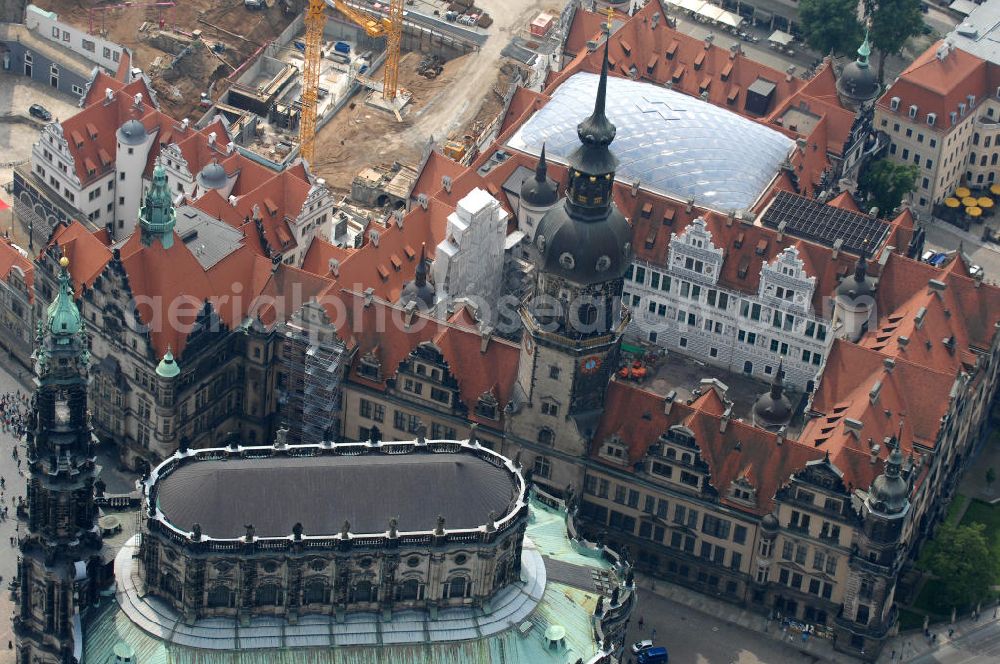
[535,143,548,183]
[139,158,177,249]
[770,361,785,400]
[576,37,617,149]
[415,242,428,287]
[854,239,870,282]
[857,26,872,68]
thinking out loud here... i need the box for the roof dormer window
[908,104,918,119]
[927,113,936,127]
[889,96,900,111]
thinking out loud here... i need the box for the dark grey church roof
[155,453,519,538]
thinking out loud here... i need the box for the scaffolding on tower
[279,303,348,445]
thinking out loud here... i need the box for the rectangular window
[734,524,747,545]
[656,499,669,518]
[781,541,793,561]
[730,551,742,570]
[614,485,627,504]
[627,489,640,508]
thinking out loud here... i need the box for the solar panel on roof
[761,191,889,256]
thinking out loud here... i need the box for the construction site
[30,0,566,221]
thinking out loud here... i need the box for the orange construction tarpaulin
[0,198,10,212]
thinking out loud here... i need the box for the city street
[623,586,826,664]
[0,359,31,662]
[922,220,1000,285]
[902,618,1000,663]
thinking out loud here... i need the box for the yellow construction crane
[299,0,404,163]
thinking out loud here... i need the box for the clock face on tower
[580,355,602,375]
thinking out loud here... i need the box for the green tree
[858,159,919,218]
[866,0,925,83]
[925,522,999,610]
[800,0,864,58]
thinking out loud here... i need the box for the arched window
[256,583,281,606]
[350,580,376,603]
[396,578,423,601]
[537,427,554,446]
[445,576,469,599]
[303,579,329,604]
[207,585,233,608]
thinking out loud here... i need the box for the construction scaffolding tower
[280,302,348,444]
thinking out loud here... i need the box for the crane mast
[298,0,404,164]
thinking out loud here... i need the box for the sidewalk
[634,573,860,664]
[878,609,1000,662]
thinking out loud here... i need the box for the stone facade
[140,439,529,624]
[623,218,831,390]
[15,258,104,664]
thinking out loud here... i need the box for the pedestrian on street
[949,628,954,638]
[637,615,644,630]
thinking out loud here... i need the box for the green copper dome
[140,161,176,249]
[46,256,82,338]
[156,348,180,378]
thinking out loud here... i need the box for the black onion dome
[869,445,909,515]
[837,253,876,299]
[838,60,879,103]
[400,243,435,309]
[569,39,619,176]
[753,364,793,426]
[761,513,780,533]
[533,201,632,286]
[837,31,880,105]
[521,144,559,208]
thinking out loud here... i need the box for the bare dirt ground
[312,0,555,194]
[33,0,295,119]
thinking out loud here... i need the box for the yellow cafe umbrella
[966,206,983,217]
[978,196,994,208]
[956,186,972,198]
[962,196,978,207]
[991,183,1000,196]
[944,197,961,208]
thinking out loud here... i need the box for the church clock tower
[15,257,103,664]
[512,38,633,477]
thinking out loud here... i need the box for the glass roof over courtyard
[507,72,795,212]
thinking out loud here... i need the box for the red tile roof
[877,41,991,130]
[0,238,34,301]
[332,290,519,425]
[48,221,113,293]
[592,380,843,515]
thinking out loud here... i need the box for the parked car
[631,639,654,655]
[28,104,52,121]
[638,646,669,664]
[970,264,985,279]
[922,251,948,267]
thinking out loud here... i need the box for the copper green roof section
[155,348,180,378]
[139,161,177,249]
[46,256,82,338]
[82,498,622,664]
